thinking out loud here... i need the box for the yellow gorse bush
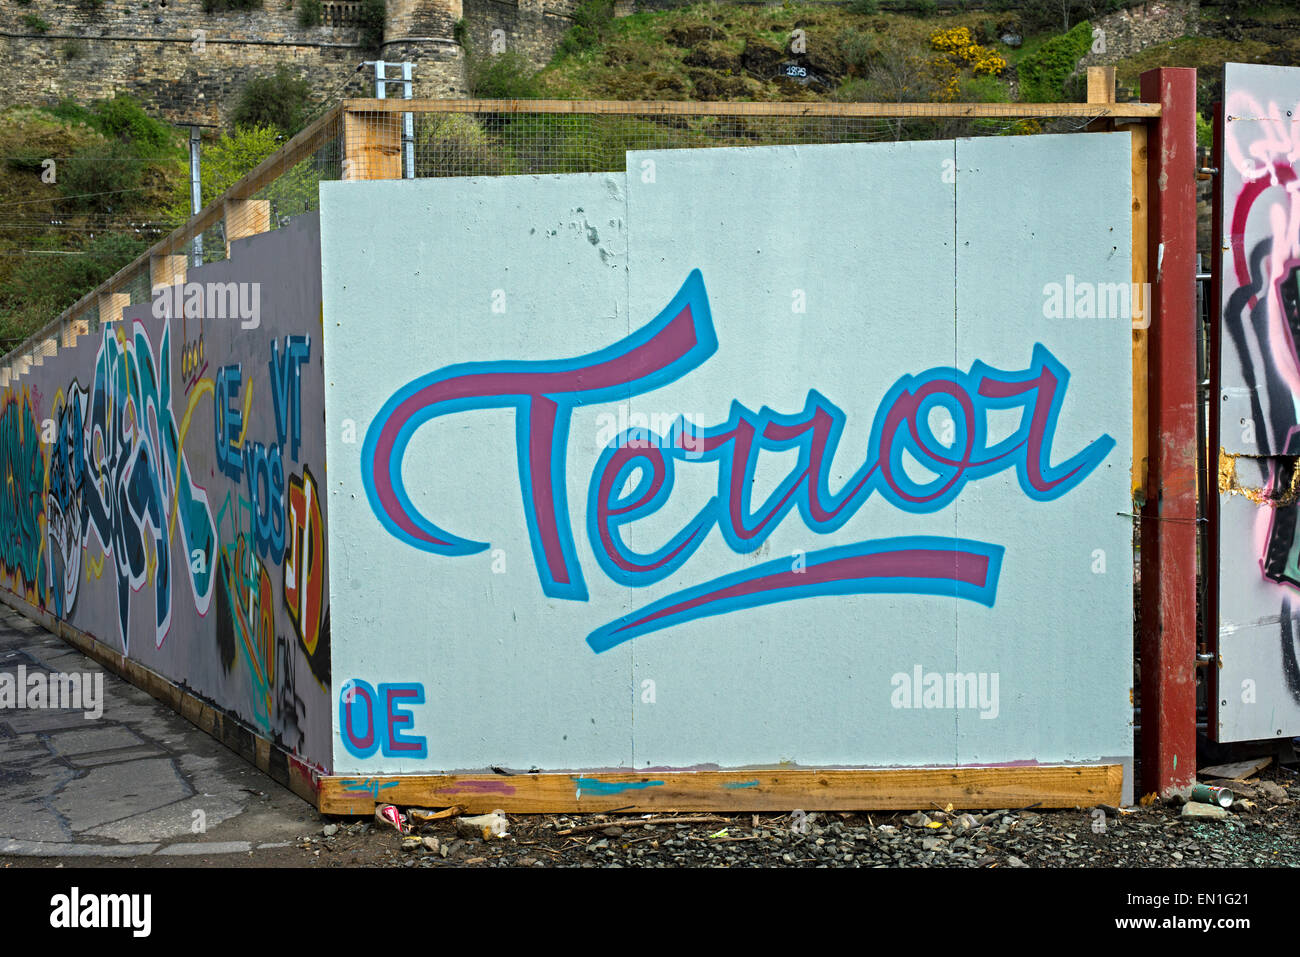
[927,27,1006,101]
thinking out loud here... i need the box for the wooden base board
[0,589,324,807]
[320,764,1122,816]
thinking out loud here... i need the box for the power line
[0,186,160,209]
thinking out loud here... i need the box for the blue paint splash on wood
[572,777,664,797]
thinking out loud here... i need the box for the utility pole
[189,126,203,266]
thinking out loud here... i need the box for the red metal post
[1139,67,1199,797]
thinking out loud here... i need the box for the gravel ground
[297,765,1300,869]
[8,764,1294,869]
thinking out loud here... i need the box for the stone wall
[0,0,575,125]
[0,0,372,125]
[460,0,575,75]
[1076,0,1200,71]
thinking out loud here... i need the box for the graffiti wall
[1217,62,1300,742]
[320,135,1136,780]
[0,213,331,772]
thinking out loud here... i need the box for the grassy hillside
[3,1,1299,347]
[0,100,187,349]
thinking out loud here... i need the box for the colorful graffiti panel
[0,213,332,772]
[1217,62,1300,742]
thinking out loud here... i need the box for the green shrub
[1017,20,1092,103]
[556,0,614,58]
[59,141,145,213]
[231,66,313,135]
[201,0,262,11]
[961,74,1010,103]
[43,99,97,127]
[40,96,173,156]
[61,39,87,61]
[1197,111,1212,149]
[4,152,48,175]
[848,0,880,14]
[913,0,938,16]
[0,234,148,344]
[21,14,51,33]
[197,126,281,204]
[840,27,877,76]
[415,114,509,177]
[358,0,385,49]
[94,94,173,154]
[297,0,323,27]
[469,50,545,99]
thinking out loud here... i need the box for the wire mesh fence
[367,100,1130,181]
[1,97,1156,374]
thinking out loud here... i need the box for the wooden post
[149,254,187,320]
[98,292,130,327]
[1085,66,1118,134]
[224,199,271,257]
[1139,67,1199,798]
[31,338,57,366]
[1088,66,1117,105]
[1119,122,1151,499]
[343,109,402,180]
[61,318,89,347]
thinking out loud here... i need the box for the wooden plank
[343,110,402,180]
[318,765,1122,816]
[344,98,1163,120]
[224,198,271,257]
[1198,757,1270,780]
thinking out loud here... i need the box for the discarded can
[1189,784,1234,808]
[375,804,409,834]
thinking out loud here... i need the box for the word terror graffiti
[83,321,217,652]
[362,271,1113,651]
[284,466,329,686]
[0,391,46,599]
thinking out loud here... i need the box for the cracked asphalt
[0,606,319,862]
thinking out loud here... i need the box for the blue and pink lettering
[361,270,1115,651]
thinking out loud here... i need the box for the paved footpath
[0,606,320,859]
